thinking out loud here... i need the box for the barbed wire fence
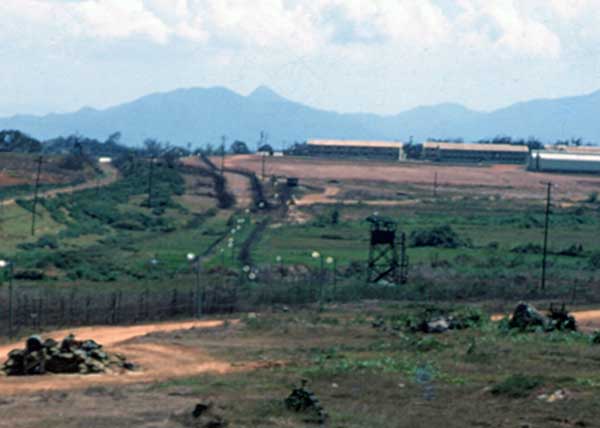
[1,260,596,339]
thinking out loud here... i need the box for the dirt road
[0,319,238,395]
[181,156,253,208]
[293,185,421,207]
[0,163,119,207]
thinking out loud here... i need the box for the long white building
[305,139,405,161]
[529,151,600,173]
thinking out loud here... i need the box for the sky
[1,0,600,117]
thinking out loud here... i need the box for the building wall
[529,156,600,173]
[423,147,528,164]
[306,144,403,160]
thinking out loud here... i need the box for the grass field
[1,154,599,304]
[1,303,599,427]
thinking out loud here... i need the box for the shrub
[409,225,469,248]
[18,235,59,251]
[558,243,583,257]
[586,191,598,203]
[491,374,543,398]
[511,243,542,254]
[589,251,600,269]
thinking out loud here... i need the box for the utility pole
[147,155,156,208]
[259,131,268,180]
[31,156,43,236]
[220,135,227,176]
[433,172,438,198]
[541,182,552,291]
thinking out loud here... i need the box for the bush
[511,243,542,254]
[409,225,469,248]
[558,243,583,257]
[589,251,600,269]
[491,374,543,398]
[18,235,59,251]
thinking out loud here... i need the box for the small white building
[529,151,600,173]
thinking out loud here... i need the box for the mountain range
[1,85,599,147]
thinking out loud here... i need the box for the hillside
[0,86,599,146]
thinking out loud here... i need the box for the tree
[143,139,163,157]
[105,132,122,145]
[230,140,250,154]
[258,144,274,155]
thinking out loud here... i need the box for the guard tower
[366,215,400,284]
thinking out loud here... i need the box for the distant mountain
[0,86,599,147]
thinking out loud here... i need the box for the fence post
[85,295,91,325]
[110,293,117,324]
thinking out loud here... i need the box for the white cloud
[74,0,170,43]
[456,0,561,59]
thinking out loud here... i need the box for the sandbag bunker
[1,334,135,376]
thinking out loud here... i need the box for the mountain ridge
[0,86,598,147]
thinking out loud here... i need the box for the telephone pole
[31,156,43,236]
[541,182,552,291]
[147,155,156,208]
[220,135,227,176]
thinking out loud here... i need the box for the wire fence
[1,262,597,340]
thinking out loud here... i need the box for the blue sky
[1,0,599,117]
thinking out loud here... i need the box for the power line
[541,182,553,291]
[30,156,43,237]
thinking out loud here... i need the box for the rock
[426,318,450,334]
[25,335,44,353]
[81,340,101,352]
[548,304,577,331]
[43,338,58,349]
[171,402,228,428]
[509,303,548,331]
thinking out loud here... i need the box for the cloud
[0,0,574,59]
[456,0,561,59]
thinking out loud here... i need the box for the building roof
[423,141,529,153]
[531,151,600,162]
[308,139,404,149]
[544,145,600,154]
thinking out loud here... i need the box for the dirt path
[223,171,252,208]
[0,163,119,207]
[0,319,239,396]
[294,185,420,207]
[181,156,253,208]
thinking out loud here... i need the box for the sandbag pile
[1,334,135,376]
[508,302,577,332]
